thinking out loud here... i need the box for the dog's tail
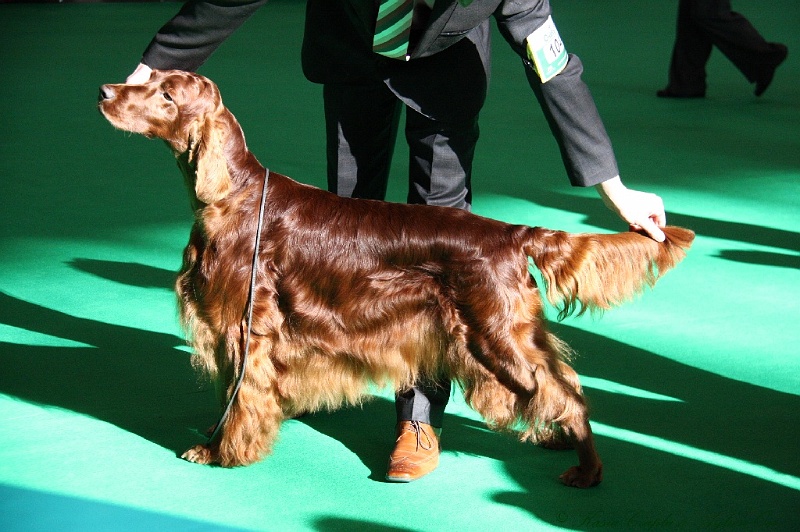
[523,226,695,319]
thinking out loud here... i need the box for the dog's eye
[162,92,173,102]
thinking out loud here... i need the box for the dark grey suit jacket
[141,0,619,187]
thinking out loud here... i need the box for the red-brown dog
[99,70,694,488]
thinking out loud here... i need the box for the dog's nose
[99,85,115,101]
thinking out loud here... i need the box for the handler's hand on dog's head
[126,63,153,84]
[596,176,667,243]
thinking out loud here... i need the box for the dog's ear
[188,113,232,205]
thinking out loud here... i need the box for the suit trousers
[323,80,479,211]
[666,0,784,93]
[322,71,484,428]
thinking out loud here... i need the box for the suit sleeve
[493,0,619,187]
[140,0,269,71]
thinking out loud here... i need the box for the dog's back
[259,172,693,323]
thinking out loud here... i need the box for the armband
[525,15,568,83]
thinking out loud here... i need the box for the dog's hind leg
[182,334,284,467]
[559,362,603,488]
[530,356,603,488]
[461,330,602,488]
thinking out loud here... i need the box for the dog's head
[98,69,232,205]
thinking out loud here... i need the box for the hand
[126,63,153,84]
[595,176,666,242]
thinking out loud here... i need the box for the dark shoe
[755,44,788,97]
[386,421,441,482]
[657,87,705,99]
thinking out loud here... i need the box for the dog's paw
[181,444,214,465]
[559,464,603,488]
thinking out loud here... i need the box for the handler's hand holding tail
[596,176,667,242]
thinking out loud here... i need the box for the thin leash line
[208,168,270,444]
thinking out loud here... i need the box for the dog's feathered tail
[524,226,695,320]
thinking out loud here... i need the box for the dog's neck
[175,150,205,213]
[213,108,264,182]
[175,107,265,212]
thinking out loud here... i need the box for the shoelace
[406,420,435,451]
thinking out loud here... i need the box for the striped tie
[373,0,415,59]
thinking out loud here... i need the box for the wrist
[595,175,625,205]
[595,175,623,194]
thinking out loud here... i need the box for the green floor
[1,1,798,530]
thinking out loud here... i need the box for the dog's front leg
[558,417,603,488]
[182,335,283,467]
[182,441,216,465]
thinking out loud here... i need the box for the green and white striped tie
[373,0,415,59]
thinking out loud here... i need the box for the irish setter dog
[98,70,694,488]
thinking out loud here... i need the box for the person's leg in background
[659,0,715,97]
[689,0,788,96]
[659,0,787,98]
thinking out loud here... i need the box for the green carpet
[1,1,798,530]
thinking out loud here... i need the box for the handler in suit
[127,0,668,482]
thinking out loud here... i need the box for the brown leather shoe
[386,421,441,482]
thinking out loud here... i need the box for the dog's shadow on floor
[294,399,398,482]
[0,290,216,456]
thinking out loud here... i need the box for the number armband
[525,15,568,83]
